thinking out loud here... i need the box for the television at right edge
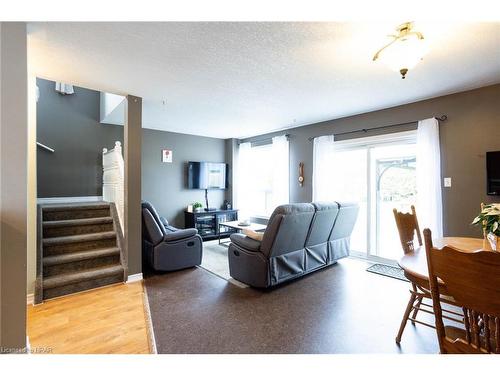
[486,151,500,195]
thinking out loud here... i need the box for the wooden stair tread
[43,265,124,289]
[43,247,120,266]
[43,231,116,246]
[37,201,124,302]
[41,202,110,212]
[43,216,113,227]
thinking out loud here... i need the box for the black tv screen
[487,151,500,195]
[188,161,227,190]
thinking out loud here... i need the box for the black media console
[184,209,238,241]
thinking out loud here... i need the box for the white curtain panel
[416,117,443,237]
[312,135,335,202]
[236,142,253,220]
[271,135,290,209]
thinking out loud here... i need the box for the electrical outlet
[444,177,452,187]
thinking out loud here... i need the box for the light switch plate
[444,177,452,187]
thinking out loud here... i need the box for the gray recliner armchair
[228,201,358,287]
[142,201,203,271]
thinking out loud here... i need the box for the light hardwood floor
[27,281,153,354]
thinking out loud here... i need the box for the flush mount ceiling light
[373,22,428,79]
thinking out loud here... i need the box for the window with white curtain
[312,131,423,261]
[237,135,289,218]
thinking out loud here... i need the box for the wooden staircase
[36,202,125,303]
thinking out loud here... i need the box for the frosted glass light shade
[378,35,428,72]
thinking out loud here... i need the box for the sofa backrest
[305,202,340,247]
[329,201,359,241]
[142,200,166,246]
[261,203,316,257]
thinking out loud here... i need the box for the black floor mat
[366,263,409,282]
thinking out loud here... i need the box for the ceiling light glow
[373,22,429,79]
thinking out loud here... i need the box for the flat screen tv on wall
[187,161,228,190]
[487,151,500,195]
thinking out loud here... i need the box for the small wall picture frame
[162,149,173,163]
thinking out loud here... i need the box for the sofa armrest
[164,228,198,242]
[230,233,261,252]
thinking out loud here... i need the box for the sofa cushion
[160,216,169,227]
[164,228,198,242]
[329,201,359,241]
[260,214,282,256]
[306,202,340,247]
[142,208,164,246]
[230,233,261,252]
[142,200,167,236]
[262,203,315,257]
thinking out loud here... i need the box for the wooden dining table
[398,237,488,282]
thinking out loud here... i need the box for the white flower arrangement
[472,203,500,236]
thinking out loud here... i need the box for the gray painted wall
[36,78,123,198]
[36,76,228,256]
[142,129,227,228]
[0,22,28,351]
[242,84,500,237]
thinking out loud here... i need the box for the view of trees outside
[331,142,417,260]
[376,155,417,259]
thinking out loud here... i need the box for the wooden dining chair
[424,228,500,354]
[393,206,462,343]
[393,205,422,255]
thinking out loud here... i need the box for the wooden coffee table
[218,220,267,245]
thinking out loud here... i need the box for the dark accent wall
[36,78,123,198]
[124,96,143,277]
[242,84,500,237]
[37,77,228,232]
[142,129,227,228]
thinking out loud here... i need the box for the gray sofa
[142,201,203,271]
[228,202,358,287]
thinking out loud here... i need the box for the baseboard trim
[127,273,143,283]
[27,293,34,305]
[142,283,158,354]
[37,196,103,204]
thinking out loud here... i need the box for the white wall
[0,21,28,350]
[100,92,125,126]
[27,74,37,296]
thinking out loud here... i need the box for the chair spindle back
[393,205,422,254]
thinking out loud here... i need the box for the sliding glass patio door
[329,132,417,262]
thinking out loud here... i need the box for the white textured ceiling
[28,22,500,139]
